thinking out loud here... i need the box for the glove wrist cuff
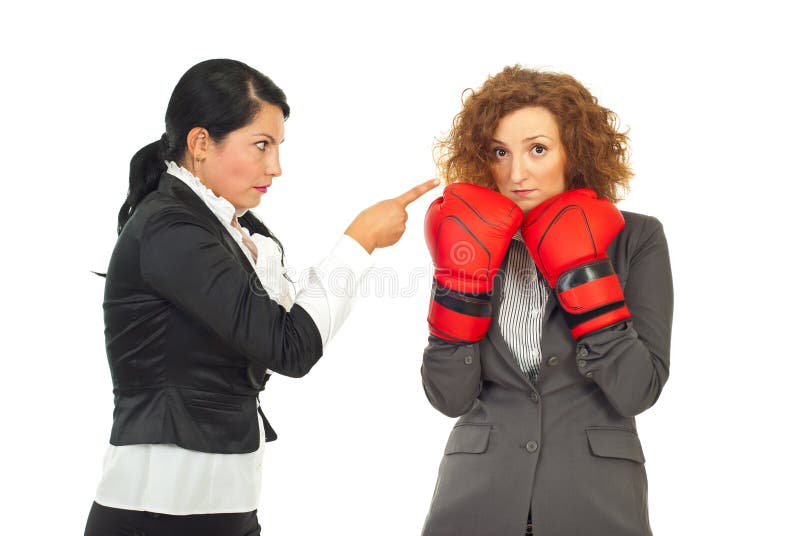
[428,278,492,343]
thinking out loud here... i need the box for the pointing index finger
[396,178,441,207]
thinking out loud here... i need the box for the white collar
[165,161,248,227]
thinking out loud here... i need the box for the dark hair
[117,59,290,261]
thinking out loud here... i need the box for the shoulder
[620,210,666,246]
[621,210,662,232]
[124,190,220,247]
[610,211,669,274]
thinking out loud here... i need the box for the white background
[1,0,798,534]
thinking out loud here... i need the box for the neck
[179,159,203,185]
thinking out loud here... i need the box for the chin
[513,198,534,212]
[242,195,263,210]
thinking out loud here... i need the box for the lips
[512,189,537,197]
[254,186,269,193]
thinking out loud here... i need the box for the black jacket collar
[157,172,256,275]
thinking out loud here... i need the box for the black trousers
[84,502,261,536]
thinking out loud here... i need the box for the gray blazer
[420,211,672,536]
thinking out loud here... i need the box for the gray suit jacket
[420,211,672,536]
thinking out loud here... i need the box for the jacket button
[578,346,589,358]
[526,441,539,453]
[546,355,560,366]
[578,359,587,368]
[530,391,540,403]
[464,355,473,365]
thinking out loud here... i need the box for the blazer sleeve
[139,207,323,378]
[421,336,483,418]
[575,215,673,417]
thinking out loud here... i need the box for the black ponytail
[117,137,168,234]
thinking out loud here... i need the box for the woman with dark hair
[421,65,672,535]
[84,58,436,536]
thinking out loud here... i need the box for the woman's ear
[186,127,211,163]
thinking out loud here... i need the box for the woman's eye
[256,141,268,150]
[531,144,547,155]
[493,147,507,158]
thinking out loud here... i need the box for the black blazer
[103,173,323,454]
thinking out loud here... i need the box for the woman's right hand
[345,178,440,253]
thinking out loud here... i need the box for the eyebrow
[524,135,553,142]
[492,135,553,145]
[252,133,285,144]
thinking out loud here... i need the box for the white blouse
[94,162,374,514]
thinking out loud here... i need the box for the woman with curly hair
[421,65,672,535]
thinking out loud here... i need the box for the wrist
[563,301,631,340]
[554,258,629,339]
[428,279,492,343]
[344,228,376,254]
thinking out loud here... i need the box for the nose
[266,147,282,178]
[509,154,528,185]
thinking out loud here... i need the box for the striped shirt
[497,232,551,383]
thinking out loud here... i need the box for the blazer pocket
[183,390,246,424]
[445,423,491,455]
[586,426,645,464]
[188,398,242,412]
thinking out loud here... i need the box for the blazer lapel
[158,173,256,275]
[544,287,558,322]
[485,256,509,357]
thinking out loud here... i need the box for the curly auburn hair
[436,65,632,202]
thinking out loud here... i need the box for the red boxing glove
[425,183,523,343]
[521,188,631,339]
